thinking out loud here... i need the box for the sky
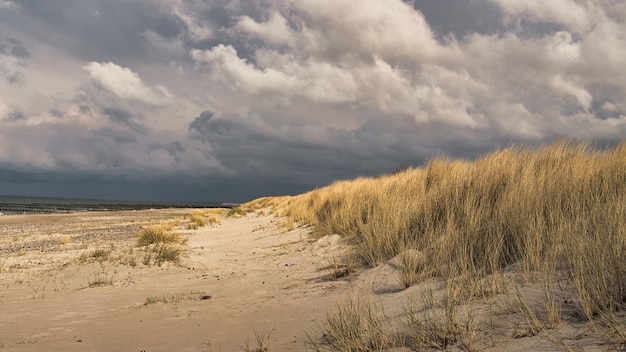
[0,0,625,203]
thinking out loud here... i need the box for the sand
[0,209,367,351]
[0,210,620,351]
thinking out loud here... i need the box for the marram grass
[268,141,626,317]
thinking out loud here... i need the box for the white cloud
[236,11,296,47]
[551,75,592,111]
[234,0,450,63]
[83,62,173,106]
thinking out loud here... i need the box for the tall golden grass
[275,141,626,318]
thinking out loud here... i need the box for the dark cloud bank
[0,0,625,202]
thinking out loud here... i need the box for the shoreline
[0,194,237,215]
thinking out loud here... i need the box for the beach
[0,209,358,351]
[1,207,622,352]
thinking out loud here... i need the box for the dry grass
[275,142,626,317]
[88,272,114,287]
[137,226,185,246]
[136,226,186,266]
[250,141,626,348]
[241,328,274,352]
[188,211,206,228]
[144,291,209,305]
[78,248,112,262]
[309,296,398,352]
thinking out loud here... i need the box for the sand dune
[1,209,620,351]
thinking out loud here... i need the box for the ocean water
[0,195,232,215]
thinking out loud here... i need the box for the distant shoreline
[0,195,238,215]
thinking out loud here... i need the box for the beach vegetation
[88,272,114,287]
[57,236,71,245]
[136,226,185,246]
[264,141,626,349]
[136,225,187,266]
[186,209,221,229]
[188,211,206,228]
[144,290,208,305]
[307,296,398,352]
[78,248,112,262]
[228,205,250,217]
[241,328,274,352]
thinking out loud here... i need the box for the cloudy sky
[0,0,625,202]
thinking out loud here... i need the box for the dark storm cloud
[7,0,186,62]
[0,37,30,58]
[149,141,185,164]
[79,105,93,117]
[188,110,217,140]
[187,111,495,185]
[102,107,148,134]
[48,108,63,118]
[93,127,138,144]
[6,111,25,121]
[0,37,28,84]
[1,0,626,203]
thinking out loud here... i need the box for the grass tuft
[137,226,184,246]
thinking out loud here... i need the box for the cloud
[0,1,16,9]
[83,62,173,106]
[0,37,28,84]
[101,107,148,134]
[490,0,600,34]
[185,0,626,180]
[172,2,214,42]
[1,0,626,201]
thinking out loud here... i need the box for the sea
[0,195,235,215]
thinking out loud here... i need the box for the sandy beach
[0,209,347,351]
[1,208,622,352]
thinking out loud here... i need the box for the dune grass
[136,226,186,265]
[137,226,184,246]
[272,141,626,325]
[186,210,222,229]
[265,141,626,350]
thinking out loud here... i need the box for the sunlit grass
[269,141,626,323]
